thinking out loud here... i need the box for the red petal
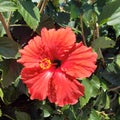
[48,69,84,107]
[21,67,54,100]
[61,42,97,78]
[41,27,76,60]
[17,36,48,67]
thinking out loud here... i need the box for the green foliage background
[0,0,120,120]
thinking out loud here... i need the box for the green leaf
[51,115,64,120]
[98,0,120,25]
[3,85,21,104]
[0,22,6,37]
[107,7,120,25]
[92,37,115,49]
[43,109,50,118]
[89,109,110,120]
[70,2,80,19]
[89,109,102,120]
[116,55,120,67]
[0,88,4,101]
[55,12,70,26]
[94,91,110,110]
[15,111,31,120]
[83,9,97,29]
[0,37,19,59]
[119,95,120,105]
[17,1,40,30]
[105,94,110,109]
[80,75,100,108]
[0,109,2,117]
[32,0,41,3]
[113,24,120,37]
[0,0,17,12]
[0,59,21,87]
[102,62,120,86]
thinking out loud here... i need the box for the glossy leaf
[32,0,41,3]
[98,0,120,25]
[113,24,120,37]
[0,0,17,12]
[107,7,120,25]
[0,22,6,37]
[0,37,19,59]
[43,109,50,118]
[17,1,40,30]
[0,88,4,101]
[80,75,101,108]
[116,55,120,67]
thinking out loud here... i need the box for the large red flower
[17,27,97,106]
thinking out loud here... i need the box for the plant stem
[80,14,87,46]
[0,12,13,40]
[39,0,48,14]
[37,0,43,9]
[108,86,120,92]
[71,106,77,120]
[95,23,105,65]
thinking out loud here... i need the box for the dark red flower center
[53,59,61,68]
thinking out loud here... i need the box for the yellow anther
[39,58,51,70]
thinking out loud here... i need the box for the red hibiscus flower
[17,27,97,107]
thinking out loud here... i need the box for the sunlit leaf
[105,94,110,109]
[98,0,120,25]
[0,0,17,12]
[116,55,120,67]
[89,109,101,120]
[32,0,41,3]
[0,22,5,37]
[89,109,110,120]
[80,75,100,108]
[43,109,50,118]
[113,24,120,37]
[107,7,120,25]
[0,109,2,117]
[0,88,4,101]
[17,1,40,30]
